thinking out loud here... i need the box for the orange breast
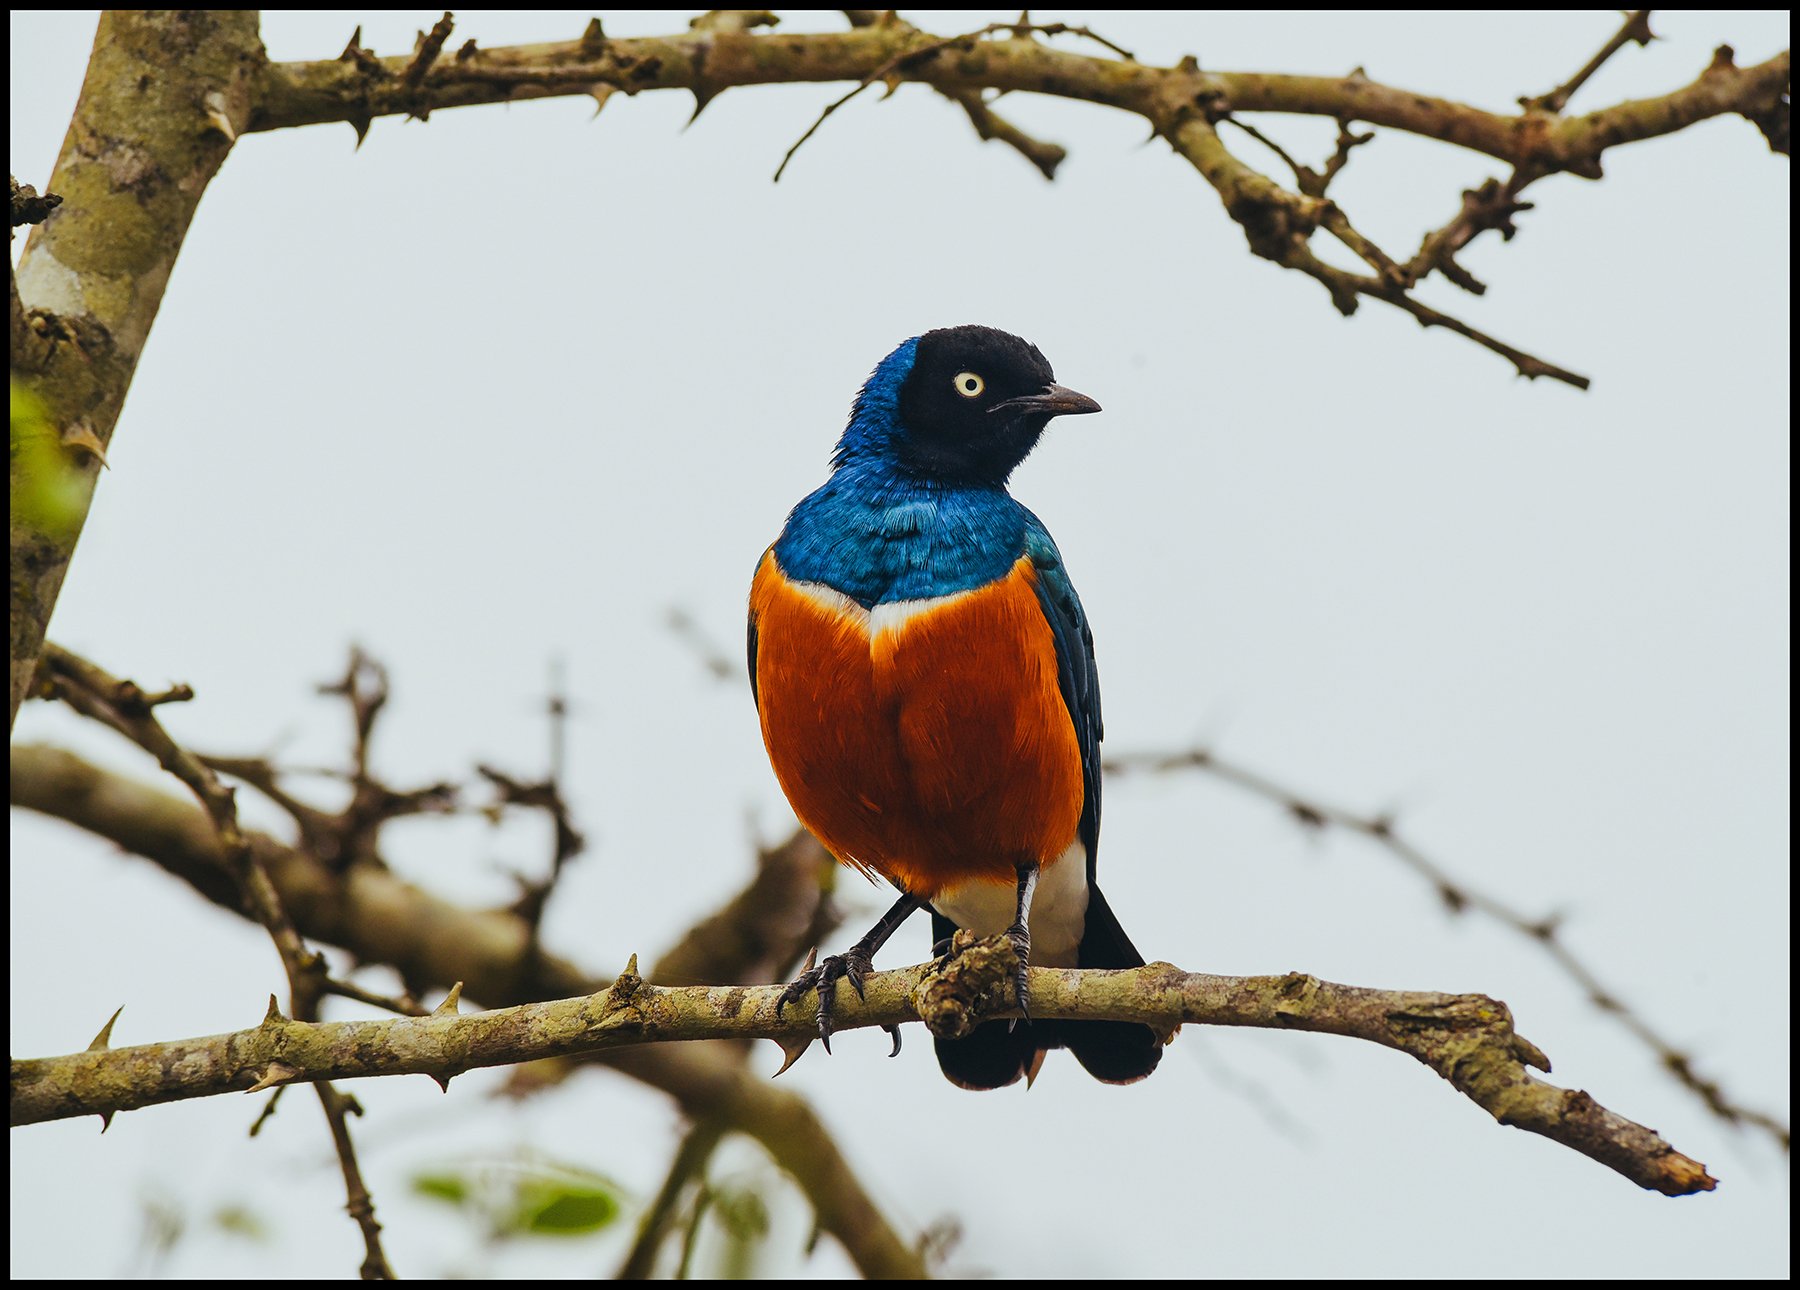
[749,550,1083,897]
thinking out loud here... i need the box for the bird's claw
[1005,922,1032,1026]
[776,948,875,1053]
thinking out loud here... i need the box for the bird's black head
[837,325,1101,487]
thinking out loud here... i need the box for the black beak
[989,383,1102,418]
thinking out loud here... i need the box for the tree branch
[1105,745,1792,1153]
[8,742,923,1280]
[250,22,1788,174]
[840,9,1067,180]
[242,18,1785,391]
[12,949,1716,1198]
[1522,11,1659,115]
[10,12,264,731]
[34,644,396,1277]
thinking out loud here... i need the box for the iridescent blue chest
[772,466,1029,607]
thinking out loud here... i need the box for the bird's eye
[953,371,985,399]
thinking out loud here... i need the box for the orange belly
[749,550,1083,898]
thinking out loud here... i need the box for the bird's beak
[990,383,1102,418]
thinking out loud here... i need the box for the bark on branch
[11,942,1715,1199]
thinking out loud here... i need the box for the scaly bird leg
[778,890,923,1053]
[1007,862,1040,1024]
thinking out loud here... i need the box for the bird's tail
[929,886,1163,1089]
[1063,883,1163,1083]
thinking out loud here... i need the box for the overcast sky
[11,9,1790,1280]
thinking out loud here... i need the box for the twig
[1522,11,1658,114]
[949,89,1067,179]
[477,660,587,961]
[1380,285,1589,388]
[324,976,427,1017]
[1104,745,1790,1152]
[666,607,739,682]
[316,1081,392,1279]
[314,648,459,864]
[1165,114,1590,387]
[617,1117,727,1279]
[775,18,1132,181]
[1402,175,1537,294]
[401,11,456,118]
[842,9,1067,179]
[12,957,1718,1197]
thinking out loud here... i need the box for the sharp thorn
[772,1036,813,1077]
[87,1006,124,1052]
[432,982,463,1016]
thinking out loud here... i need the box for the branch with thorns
[242,14,1789,389]
[32,644,396,1278]
[1104,744,1791,1153]
[10,736,920,1278]
[17,641,925,1275]
[12,951,1719,1198]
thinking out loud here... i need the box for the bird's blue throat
[773,336,1032,607]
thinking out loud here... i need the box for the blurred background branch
[1105,744,1792,1153]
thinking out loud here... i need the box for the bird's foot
[1004,920,1032,1024]
[776,946,875,1053]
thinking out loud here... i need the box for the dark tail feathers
[930,884,1163,1090]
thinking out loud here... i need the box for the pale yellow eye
[953,371,985,398]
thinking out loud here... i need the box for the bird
[747,324,1163,1089]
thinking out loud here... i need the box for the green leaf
[412,1172,472,1206]
[512,1178,621,1236]
[211,1205,270,1242]
[10,379,86,543]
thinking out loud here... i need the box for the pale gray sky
[11,9,1790,1279]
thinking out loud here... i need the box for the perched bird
[748,325,1163,1089]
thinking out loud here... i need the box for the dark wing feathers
[1021,515,1102,880]
[746,605,760,707]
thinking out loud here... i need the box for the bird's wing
[1021,513,1102,878]
[746,597,761,709]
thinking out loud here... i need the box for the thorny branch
[1103,745,1791,1154]
[772,17,1132,182]
[7,659,1729,1200]
[12,741,920,1279]
[12,951,1718,1198]
[12,653,915,1280]
[32,645,396,1279]
[241,15,1790,389]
